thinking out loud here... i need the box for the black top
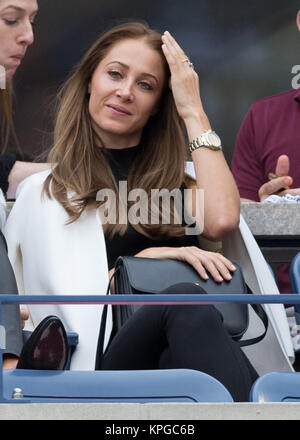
[104,146,199,270]
[0,153,17,195]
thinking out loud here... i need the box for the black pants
[0,231,23,357]
[100,304,258,402]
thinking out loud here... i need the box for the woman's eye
[3,19,18,26]
[139,81,153,91]
[108,71,122,79]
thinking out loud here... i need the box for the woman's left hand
[135,246,236,283]
[161,31,204,122]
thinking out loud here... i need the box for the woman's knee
[163,304,224,330]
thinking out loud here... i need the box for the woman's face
[0,0,38,80]
[88,38,166,148]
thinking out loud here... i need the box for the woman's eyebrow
[106,61,158,83]
[2,5,39,15]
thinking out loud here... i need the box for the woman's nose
[16,21,34,47]
[116,81,134,101]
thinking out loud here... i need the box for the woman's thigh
[101,305,169,370]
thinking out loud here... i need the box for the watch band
[189,130,222,154]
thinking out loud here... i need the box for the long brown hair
[45,21,190,239]
[0,84,19,153]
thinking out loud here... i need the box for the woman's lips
[10,56,23,66]
[107,104,132,116]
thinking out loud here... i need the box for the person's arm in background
[0,154,50,201]
[232,108,300,203]
[7,161,51,199]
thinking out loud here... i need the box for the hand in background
[258,155,300,201]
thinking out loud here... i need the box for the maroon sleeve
[231,106,266,201]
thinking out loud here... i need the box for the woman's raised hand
[161,31,204,122]
[135,246,236,283]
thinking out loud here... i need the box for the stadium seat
[250,371,300,402]
[290,252,300,327]
[3,368,234,403]
[290,252,300,294]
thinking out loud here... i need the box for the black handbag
[96,256,268,368]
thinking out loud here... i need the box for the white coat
[5,170,111,370]
[5,168,294,374]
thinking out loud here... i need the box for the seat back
[290,252,300,294]
[250,371,300,402]
[290,252,300,322]
[3,369,233,403]
[0,231,18,294]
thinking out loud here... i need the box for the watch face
[207,132,222,148]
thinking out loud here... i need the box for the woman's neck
[92,122,142,150]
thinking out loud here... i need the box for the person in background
[0,0,49,209]
[0,0,49,369]
[231,9,300,294]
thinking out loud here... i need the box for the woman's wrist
[183,111,212,140]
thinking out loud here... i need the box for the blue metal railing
[1,293,300,404]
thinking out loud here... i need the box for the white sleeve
[4,170,110,370]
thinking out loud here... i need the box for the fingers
[259,176,293,201]
[279,187,300,197]
[162,31,185,60]
[161,31,202,121]
[180,247,236,283]
[161,31,193,73]
[20,307,29,329]
[20,307,29,320]
[137,246,236,283]
[275,155,290,177]
[161,36,181,73]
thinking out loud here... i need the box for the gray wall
[12,0,300,164]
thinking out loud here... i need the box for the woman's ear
[297,10,300,32]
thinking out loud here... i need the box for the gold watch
[189,130,222,153]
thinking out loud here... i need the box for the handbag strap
[238,302,269,347]
[95,269,118,370]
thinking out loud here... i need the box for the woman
[0,0,49,202]
[5,22,258,401]
[0,0,51,370]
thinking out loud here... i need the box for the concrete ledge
[1,403,300,420]
[241,203,300,236]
